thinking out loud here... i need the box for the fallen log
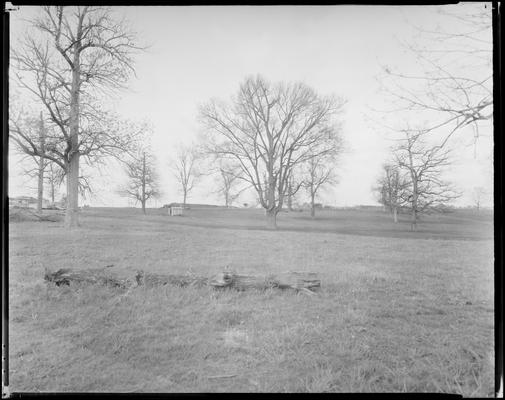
[44,268,320,293]
[44,268,131,288]
[134,271,208,288]
[208,271,320,292]
[135,270,320,293]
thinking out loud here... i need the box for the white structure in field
[169,206,183,216]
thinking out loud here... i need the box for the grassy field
[8,206,494,394]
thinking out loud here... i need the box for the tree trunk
[409,150,418,232]
[393,206,398,223]
[183,191,187,207]
[37,157,44,213]
[266,208,277,229]
[287,182,293,211]
[65,154,80,228]
[50,171,55,204]
[410,194,418,231]
[410,207,417,231]
[65,49,81,228]
[37,113,45,213]
[310,192,315,218]
[141,152,146,214]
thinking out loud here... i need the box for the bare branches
[10,105,146,172]
[300,149,341,217]
[377,3,492,148]
[118,149,160,213]
[11,6,143,227]
[391,128,461,229]
[373,163,410,222]
[169,143,202,206]
[209,159,250,207]
[29,6,143,94]
[199,75,345,228]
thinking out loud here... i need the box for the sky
[8,4,494,208]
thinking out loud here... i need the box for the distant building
[168,206,183,216]
[10,196,53,209]
[301,202,323,209]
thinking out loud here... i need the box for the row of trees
[374,129,459,231]
[115,74,345,225]
[116,3,493,230]
[10,6,144,228]
[374,3,492,230]
[118,119,342,221]
[10,5,343,228]
[10,4,492,230]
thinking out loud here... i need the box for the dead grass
[8,207,494,394]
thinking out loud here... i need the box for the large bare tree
[169,144,201,206]
[10,6,142,228]
[378,4,492,149]
[119,150,160,214]
[199,75,345,229]
[393,128,460,231]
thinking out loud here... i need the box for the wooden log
[44,268,320,293]
[134,271,208,288]
[208,271,320,293]
[44,268,130,288]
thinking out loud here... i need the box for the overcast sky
[9,4,494,208]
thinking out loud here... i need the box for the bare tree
[301,152,340,218]
[378,4,492,149]
[393,128,460,231]
[285,173,305,212]
[18,152,79,207]
[472,186,489,211]
[15,112,47,213]
[11,6,143,228]
[11,110,65,210]
[10,107,143,209]
[199,75,345,229]
[35,112,46,212]
[45,161,64,205]
[170,144,201,206]
[217,167,241,207]
[286,175,295,211]
[374,163,409,223]
[119,150,160,214]
[205,156,251,208]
